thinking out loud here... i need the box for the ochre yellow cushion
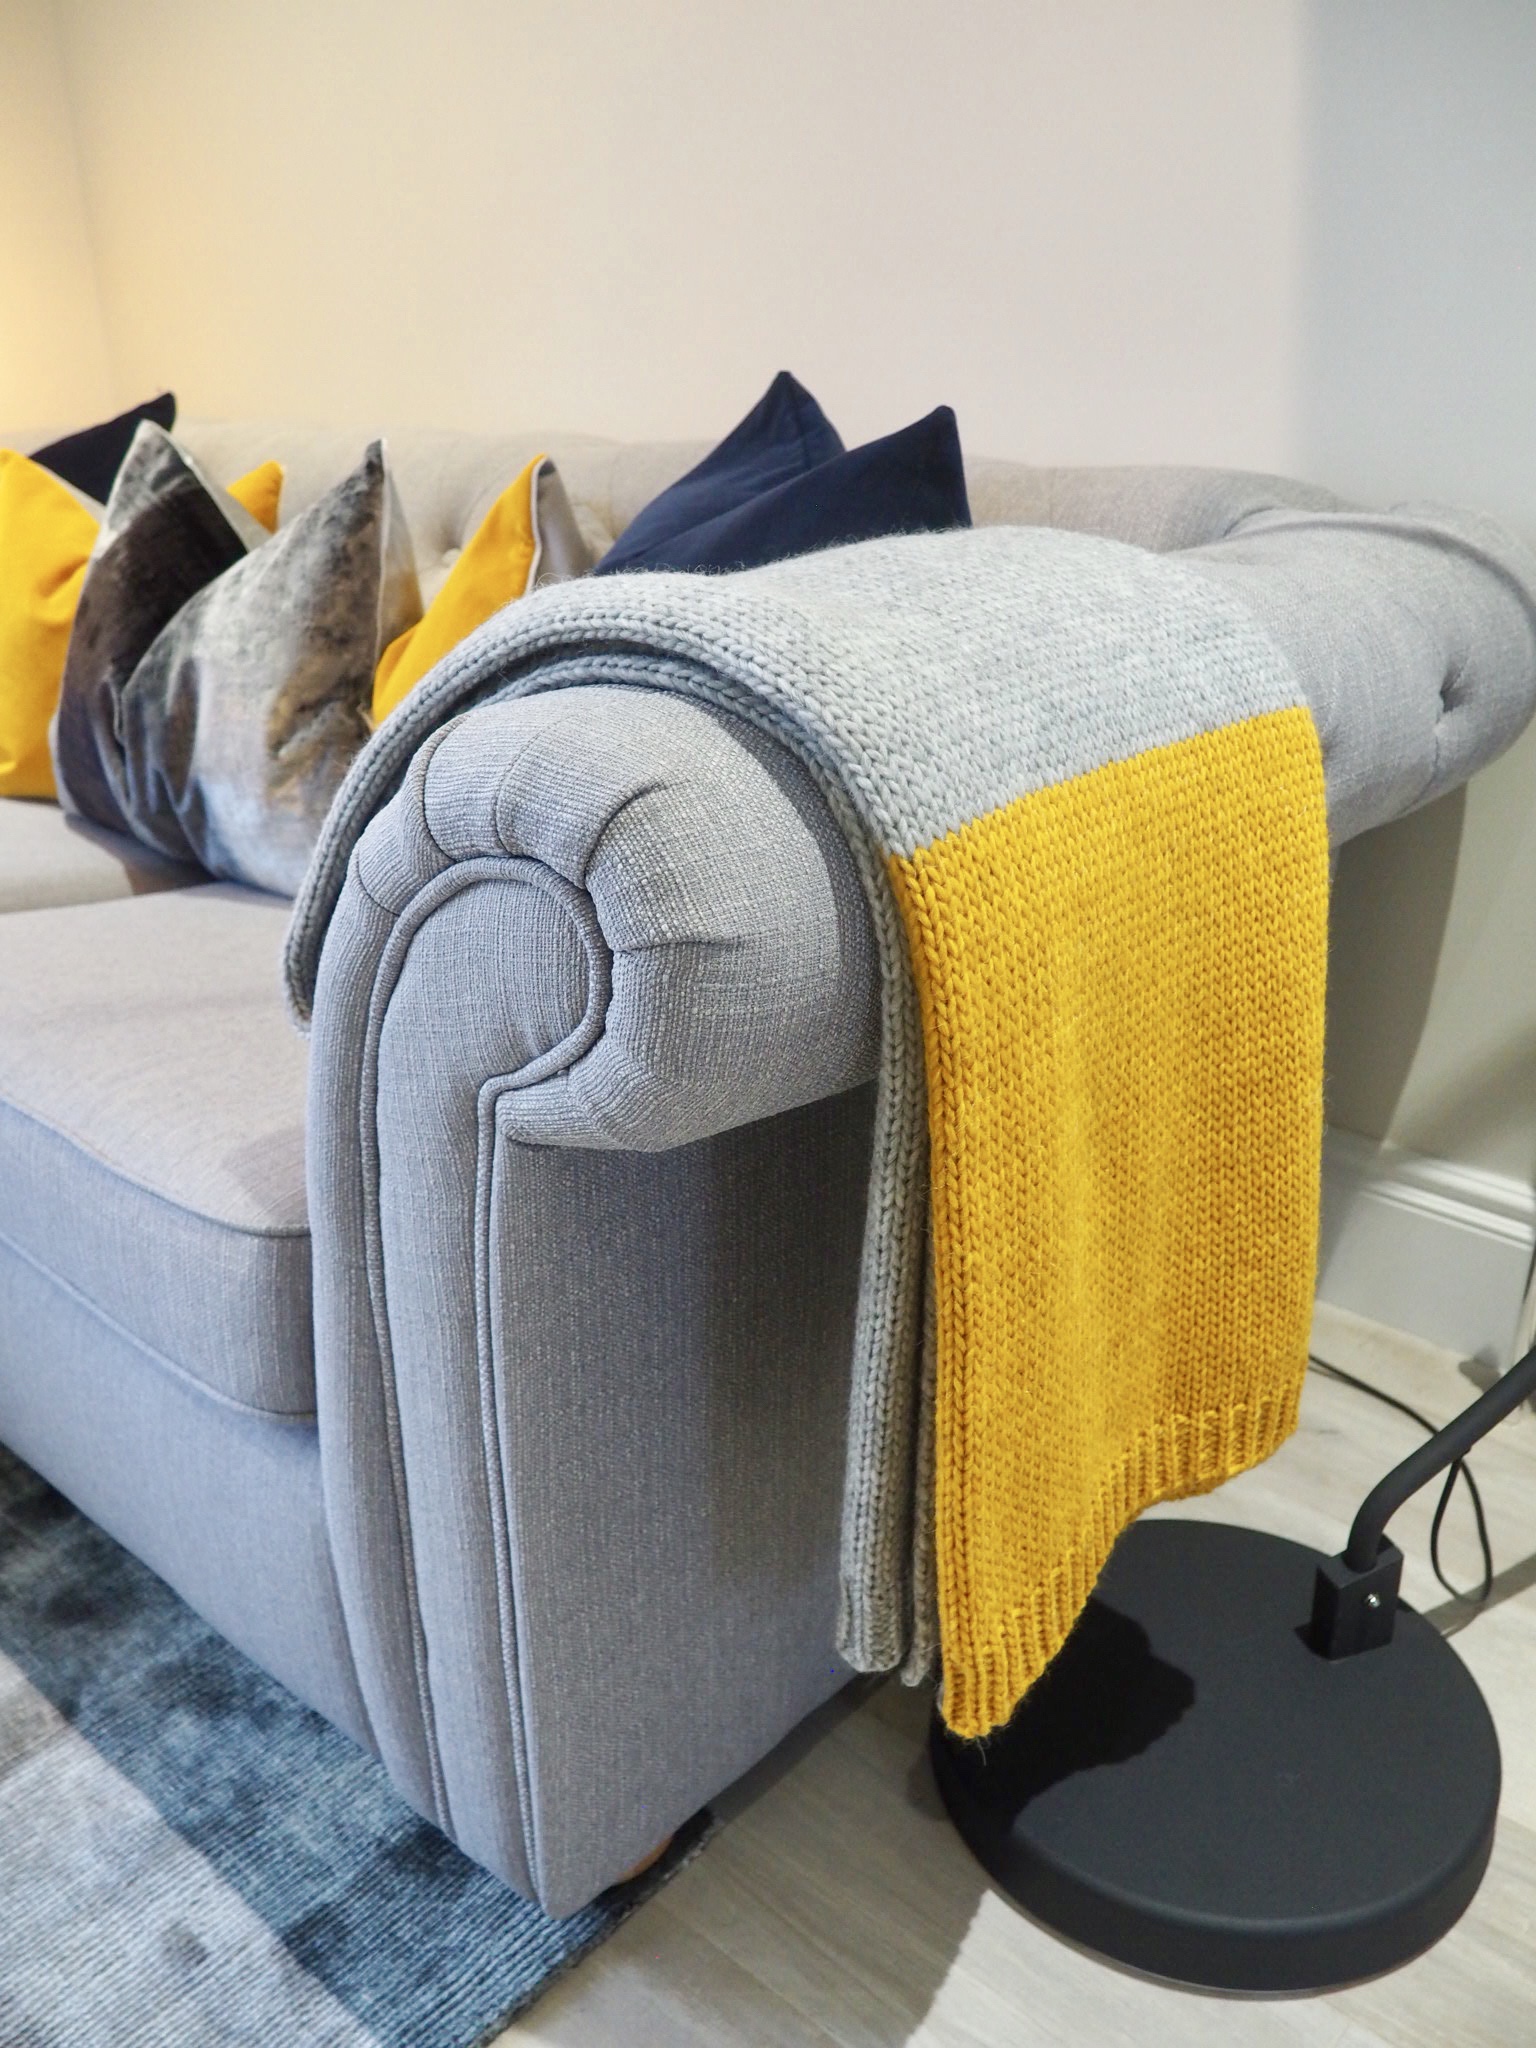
[228,459,284,535]
[0,450,284,800]
[0,452,98,798]
[373,453,546,723]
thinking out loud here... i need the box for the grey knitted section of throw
[285,527,1301,1671]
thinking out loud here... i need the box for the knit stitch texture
[286,525,1330,1724]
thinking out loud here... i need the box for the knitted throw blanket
[287,526,1330,1738]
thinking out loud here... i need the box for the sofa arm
[1182,505,1536,843]
[347,683,881,1149]
[305,682,880,1910]
[962,465,1536,840]
[965,457,1349,552]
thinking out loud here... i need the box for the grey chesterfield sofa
[2,418,1533,1915]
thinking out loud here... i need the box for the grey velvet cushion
[51,423,265,833]
[54,429,420,896]
[131,441,417,894]
[0,886,313,1415]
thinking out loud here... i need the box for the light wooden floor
[504,1304,1536,2045]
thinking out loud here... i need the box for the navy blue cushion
[30,393,176,504]
[596,391,970,577]
[598,371,843,573]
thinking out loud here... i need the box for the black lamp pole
[931,1346,1536,1991]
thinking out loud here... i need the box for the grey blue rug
[0,1445,711,2046]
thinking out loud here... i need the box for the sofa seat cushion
[0,886,313,1416]
[0,796,198,913]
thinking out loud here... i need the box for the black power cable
[1307,1354,1495,1606]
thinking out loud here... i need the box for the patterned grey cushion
[53,428,420,897]
[51,423,266,832]
[88,417,270,560]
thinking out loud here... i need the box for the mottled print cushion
[52,423,271,832]
[7,436,282,804]
[54,432,420,896]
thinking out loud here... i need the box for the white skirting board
[1317,1126,1536,1367]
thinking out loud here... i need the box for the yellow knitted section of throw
[888,705,1329,1739]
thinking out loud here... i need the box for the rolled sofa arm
[349,683,881,1148]
[967,463,1536,843]
[305,682,882,1911]
[964,457,1349,552]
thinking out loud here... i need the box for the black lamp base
[930,1519,1500,1992]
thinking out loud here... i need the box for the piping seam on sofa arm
[348,683,882,1151]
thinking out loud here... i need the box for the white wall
[1298,2,1536,1188]
[51,0,1306,463]
[0,0,112,427]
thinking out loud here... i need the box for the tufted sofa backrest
[176,424,1105,604]
[10,414,1346,596]
[174,422,713,603]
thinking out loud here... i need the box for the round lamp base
[930,1519,1500,1992]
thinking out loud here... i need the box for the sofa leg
[615,1833,674,1885]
